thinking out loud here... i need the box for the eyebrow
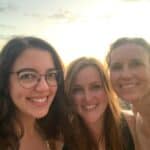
[12,68,57,73]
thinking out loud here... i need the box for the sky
[0,0,150,64]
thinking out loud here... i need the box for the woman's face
[109,43,150,102]
[71,66,108,126]
[9,48,58,119]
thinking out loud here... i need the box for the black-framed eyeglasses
[10,68,60,89]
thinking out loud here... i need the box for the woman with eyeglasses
[0,36,74,150]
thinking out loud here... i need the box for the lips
[82,104,97,111]
[120,84,136,89]
[31,97,47,102]
[119,82,138,89]
[27,96,49,106]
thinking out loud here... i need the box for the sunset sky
[0,0,150,64]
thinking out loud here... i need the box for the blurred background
[0,0,150,64]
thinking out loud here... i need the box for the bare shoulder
[122,110,136,136]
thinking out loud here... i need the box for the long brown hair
[0,36,67,150]
[65,57,125,150]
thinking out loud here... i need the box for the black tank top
[62,115,135,150]
[121,115,135,150]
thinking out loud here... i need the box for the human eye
[18,71,37,82]
[91,83,104,91]
[46,70,57,80]
[110,63,122,71]
[130,59,144,68]
[71,87,83,95]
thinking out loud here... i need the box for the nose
[35,76,49,91]
[120,65,133,79]
[84,90,92,102]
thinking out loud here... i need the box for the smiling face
[71,66,108,125]
[109,43,150,102]
[9,48,58,119]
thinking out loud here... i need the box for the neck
[15,110,40,137]
[86,118,104,142]
[18,116,48,150]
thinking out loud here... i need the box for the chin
[34,111,49,119]
[122,95,139,103]
[83,117,100,124]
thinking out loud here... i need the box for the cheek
[110,72,118,81]
[9,78,27,103]
[72,95,81,105]
[71,94,83,110]
[50,86,58,95]
[110,72,119,88]
[97,91,108,103]
[143,67,150,78]
[9,84,24,103]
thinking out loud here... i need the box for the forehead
[74,66,102,83]
[110,43,149,63]
[12,48,55,71]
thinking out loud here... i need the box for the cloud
[48,9,77,22]
[23,9,78,23]
[0,2,18,13]
[0,24,16,30]
[0,34,12,40]
[121,0,146,1]
[0,33,19,41]
[23,12,48,22]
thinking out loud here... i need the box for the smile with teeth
[30,97,47,103]
[120,83,136,89]
[83,104,97,110]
